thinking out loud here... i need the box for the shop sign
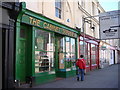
[99,10,120,39]
[22,14,77,38]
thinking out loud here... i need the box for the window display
[87,44,90,65]
[57,37,65,69]
[91,44,97,64]
[59,53,65,69]
[65,37,76,69]
[35,30,54,73]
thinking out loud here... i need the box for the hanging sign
[99,10,120,39]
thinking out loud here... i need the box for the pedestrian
[76,55,86,81]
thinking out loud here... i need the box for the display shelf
[35,53,50,73]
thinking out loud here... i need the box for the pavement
[33,64,119,88]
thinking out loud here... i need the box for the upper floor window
[55,0,62,19]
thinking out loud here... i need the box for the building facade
[15,0,120,87]
[0,1,21,89]
[15,2,79,86]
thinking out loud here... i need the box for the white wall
[20,0,75,28]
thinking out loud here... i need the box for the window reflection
[66,37,70,52]
[71,38,75,53]
[91,44,96,64]
[65,37,76,69]
[58,37,65,69]
[35,30,54,51]
[35,30,55,73]
[59,53,65,69]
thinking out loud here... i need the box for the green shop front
[15,3,79,86]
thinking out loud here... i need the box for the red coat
[76,58,86,69]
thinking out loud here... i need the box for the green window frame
[34,29,55,73]
[65,37,76,70]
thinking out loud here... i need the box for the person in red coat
[76,55,86,81]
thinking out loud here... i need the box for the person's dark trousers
[77,69,85,81]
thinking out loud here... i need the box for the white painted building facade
[19,0,120,67]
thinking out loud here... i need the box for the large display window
[65,37,76,70]
[57,36,76,70]
[34,30,55,73]
[91,44,97,65]
[79,40,89,65]
[79,35,99,70]
[57,37,65,69]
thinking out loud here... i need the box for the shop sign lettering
[22,15,77,37]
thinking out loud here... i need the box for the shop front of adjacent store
[15,3,79,86]
[79,34,99,72]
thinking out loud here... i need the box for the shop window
[80,41,84,52]
[80,37,90,66]
[91,44,97,64]
[35,30,54,51]
[59,52,65,69]
[71,38,75,53]
[87,44,90,65]
[35,30,55,73]
[65,37,70,69]
[80,41,87,56]
[71,53,76,69]
[66,37,70,52]
[58,37,65,69]
[65,37,76,70]
[59,37,65,52]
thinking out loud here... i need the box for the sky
[98,0,120,11]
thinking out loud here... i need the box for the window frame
[55,0,62,19]
[34,29,55,73]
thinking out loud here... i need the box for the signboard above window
[22,14,77,38]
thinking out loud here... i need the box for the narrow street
[33,64,118,88]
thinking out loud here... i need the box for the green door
[16,24,32,83]
[17,39,26,82]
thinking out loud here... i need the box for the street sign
[99,10,120,39]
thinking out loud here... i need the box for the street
[33,64,118,88]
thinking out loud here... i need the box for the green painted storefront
[15,3,80,86]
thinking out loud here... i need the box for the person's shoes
[81,80,84,81]
[77,77,79,81]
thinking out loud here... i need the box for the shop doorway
[55,34,65,76]
[16,24,32,84]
